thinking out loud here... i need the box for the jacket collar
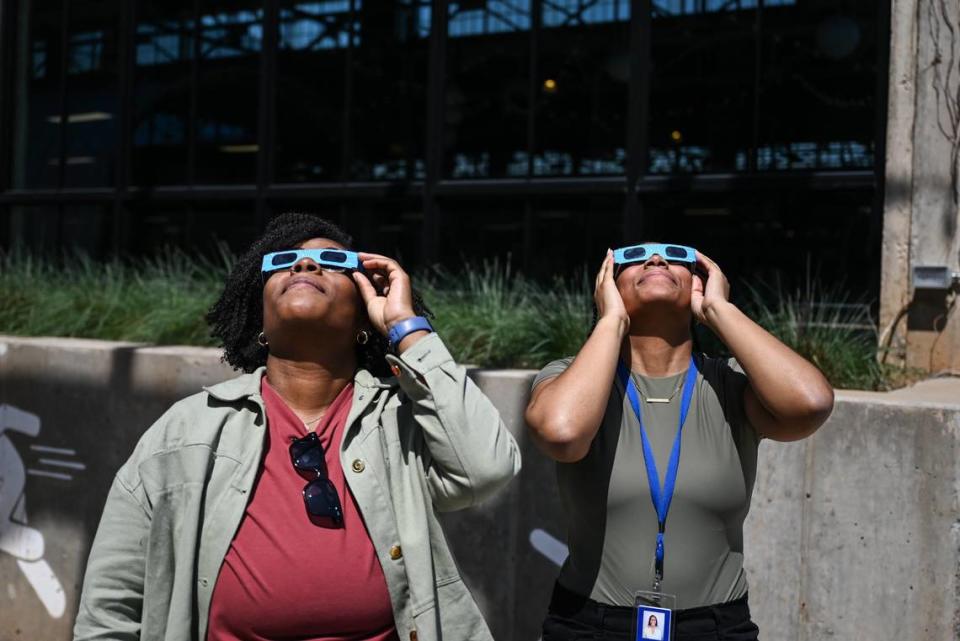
[203,365,392,403]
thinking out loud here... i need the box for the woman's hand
[352,253,417,336]
[595,249,630,331]
[691,250,731,327]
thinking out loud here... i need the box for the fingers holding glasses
[595,249,629,330]
[352,253,417,336]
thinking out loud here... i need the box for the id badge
[633,591,676,641]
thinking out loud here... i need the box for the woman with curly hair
[74,213,521,641]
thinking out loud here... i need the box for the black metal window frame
[0,0,888,261]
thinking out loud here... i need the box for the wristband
[387,316,433,350]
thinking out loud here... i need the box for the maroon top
[206,378,399,641]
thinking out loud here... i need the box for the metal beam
[422,0,448,264]
[0,0,12,195]
[0,170,877,206]
[625,0,651,240]
[256,0,278,230]
[113,0,136,253]
[56,0,69,190]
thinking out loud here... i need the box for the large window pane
[194,2,263,183]
[8,205,112,254]
[649,7,755,174]
[642,189,877,294]
[345,199,423,262]
[274,0,357,182]
[133,0,262,187]
[535,1,629,177]
[133,0,193,186]
[122,201,258,254]
[348,2,428,181]
[531,196,621,276]
[12,0,62,188]
[757,1,877,171]
[443,2,530,179]
[436,200,526,263]
[63,0,120,187]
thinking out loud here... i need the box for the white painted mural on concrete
[0,403,85,619]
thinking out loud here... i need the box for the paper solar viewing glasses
[260,244,701,279]
[613,243,697,267]
[261,248,362,277]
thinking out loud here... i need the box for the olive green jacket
[73,333,521,641]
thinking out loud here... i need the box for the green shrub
[738,278,888,390]
[421,262,593,369]
[0,250,225,346]
[0,251,904,389]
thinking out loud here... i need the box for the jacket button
[351,459,365,473]
[389,545,403,560]
[409,632,418,641]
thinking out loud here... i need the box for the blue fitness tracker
[387,316,433,350]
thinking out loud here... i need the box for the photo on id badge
[638,608,670,640]
[634,592,674,641]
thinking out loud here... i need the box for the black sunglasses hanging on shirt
[289,432,344,528]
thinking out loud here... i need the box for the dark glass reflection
[443,2,529,179]
[647,188,877,295]
[122,202,258,254]
[8,205,111,255]
[274,0,357,182]
[344,200,423,260]
[63,1,120,188]
[12,0,62,188]
[758,2,877,171]
[133,0,193,185]
[349,2,428,181]
[437,202,526,265]
[535,2,630,177]
[649,3,755,173]
[194,2,263,183]
[530,197,621,276]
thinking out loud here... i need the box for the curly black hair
[207,212,431,377]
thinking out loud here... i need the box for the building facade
[1,0,885,291]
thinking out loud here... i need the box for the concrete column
[881,0,960,374]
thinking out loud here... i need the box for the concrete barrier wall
[0,336,957,641]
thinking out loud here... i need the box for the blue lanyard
[616,356,698,590]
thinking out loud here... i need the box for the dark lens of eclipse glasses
[318,250,347,263]
[665,246,688,259]
[271,251,298,267]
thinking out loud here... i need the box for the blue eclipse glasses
[261,248,362,276]
[613,243,697,267]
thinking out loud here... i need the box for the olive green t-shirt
[532,353,761,609]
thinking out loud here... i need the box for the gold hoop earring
[356,330,370,345]
[257,331,269,347]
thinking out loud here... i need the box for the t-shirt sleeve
[531,356,576,390]
[722,357,762,445]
